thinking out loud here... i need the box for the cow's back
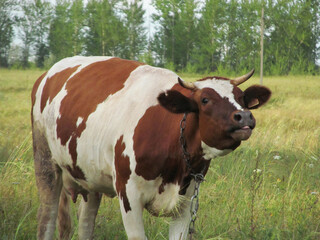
[31,56,178,193]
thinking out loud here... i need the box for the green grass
[0,69,319,239]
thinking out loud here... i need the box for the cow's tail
[58,188,72,239]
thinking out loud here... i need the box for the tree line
[0,0,319,75]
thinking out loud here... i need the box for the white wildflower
[273,155,281,160]
[253,169,262,173]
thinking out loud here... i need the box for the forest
[0,0,319,75]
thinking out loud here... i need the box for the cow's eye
[201,98,209,105]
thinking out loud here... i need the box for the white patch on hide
[201,141,232,160]
[46,56,113,79]
[151,183,181,214]
[194,78,243,110]
[76,117,84,127]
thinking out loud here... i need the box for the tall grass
[0,69,319,239]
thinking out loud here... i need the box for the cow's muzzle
[229,110,255,141]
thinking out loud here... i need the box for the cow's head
[158,70,271,151]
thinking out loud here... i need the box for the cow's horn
[178,77,196,90]
[231,69,255,86]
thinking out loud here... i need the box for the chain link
[188,174,204,239]
[179,113,192,170]
[179,113,205,240]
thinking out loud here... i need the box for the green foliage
[0,0,15,67]
[152,0,198,70]
[152,0,320,75]
[1,0,319,74]
[122,0,147,60]
[192,0,226,73]
[16,2,35,68]
[49,0,85,61]
[85,0,124,56]
[139,51,154,65]
[16,0,52,69]
[264,0,320,75]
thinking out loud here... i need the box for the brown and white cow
[31,56,271,240]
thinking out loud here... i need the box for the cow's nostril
[234,113,242,122]
[249,113,253,120]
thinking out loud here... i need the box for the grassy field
[0,69,319,239]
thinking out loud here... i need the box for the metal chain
[179,113,192,170]
[179,113,205,240]
[188,173,204,239]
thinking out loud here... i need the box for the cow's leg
[58,188,72,239]
[33,127,63,240]
[119,194,146,240]
[78,192,102,240]
[169,181,195,240]
[169,203,191,240]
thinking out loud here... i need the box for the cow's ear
[158,90,198,113]
[244,85,271,109]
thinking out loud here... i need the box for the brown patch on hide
[32,72,47,108]
[134,82,205,195]
[115,135,132,212]
[66,165,86,180]
[31,72,47,125]
[40,66,80,112]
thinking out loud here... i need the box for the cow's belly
[145,183,182,216]
[125,174,185,217]
[49,143,117,197]
[76,165,116,197]
[61,167,117,198]
[38,120,116,196]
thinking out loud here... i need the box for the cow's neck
[179,113,208,174]
[201,142,233,160]
[181,113,202,157]
[181,113,233,173]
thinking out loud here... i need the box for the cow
[31,56,271,240]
